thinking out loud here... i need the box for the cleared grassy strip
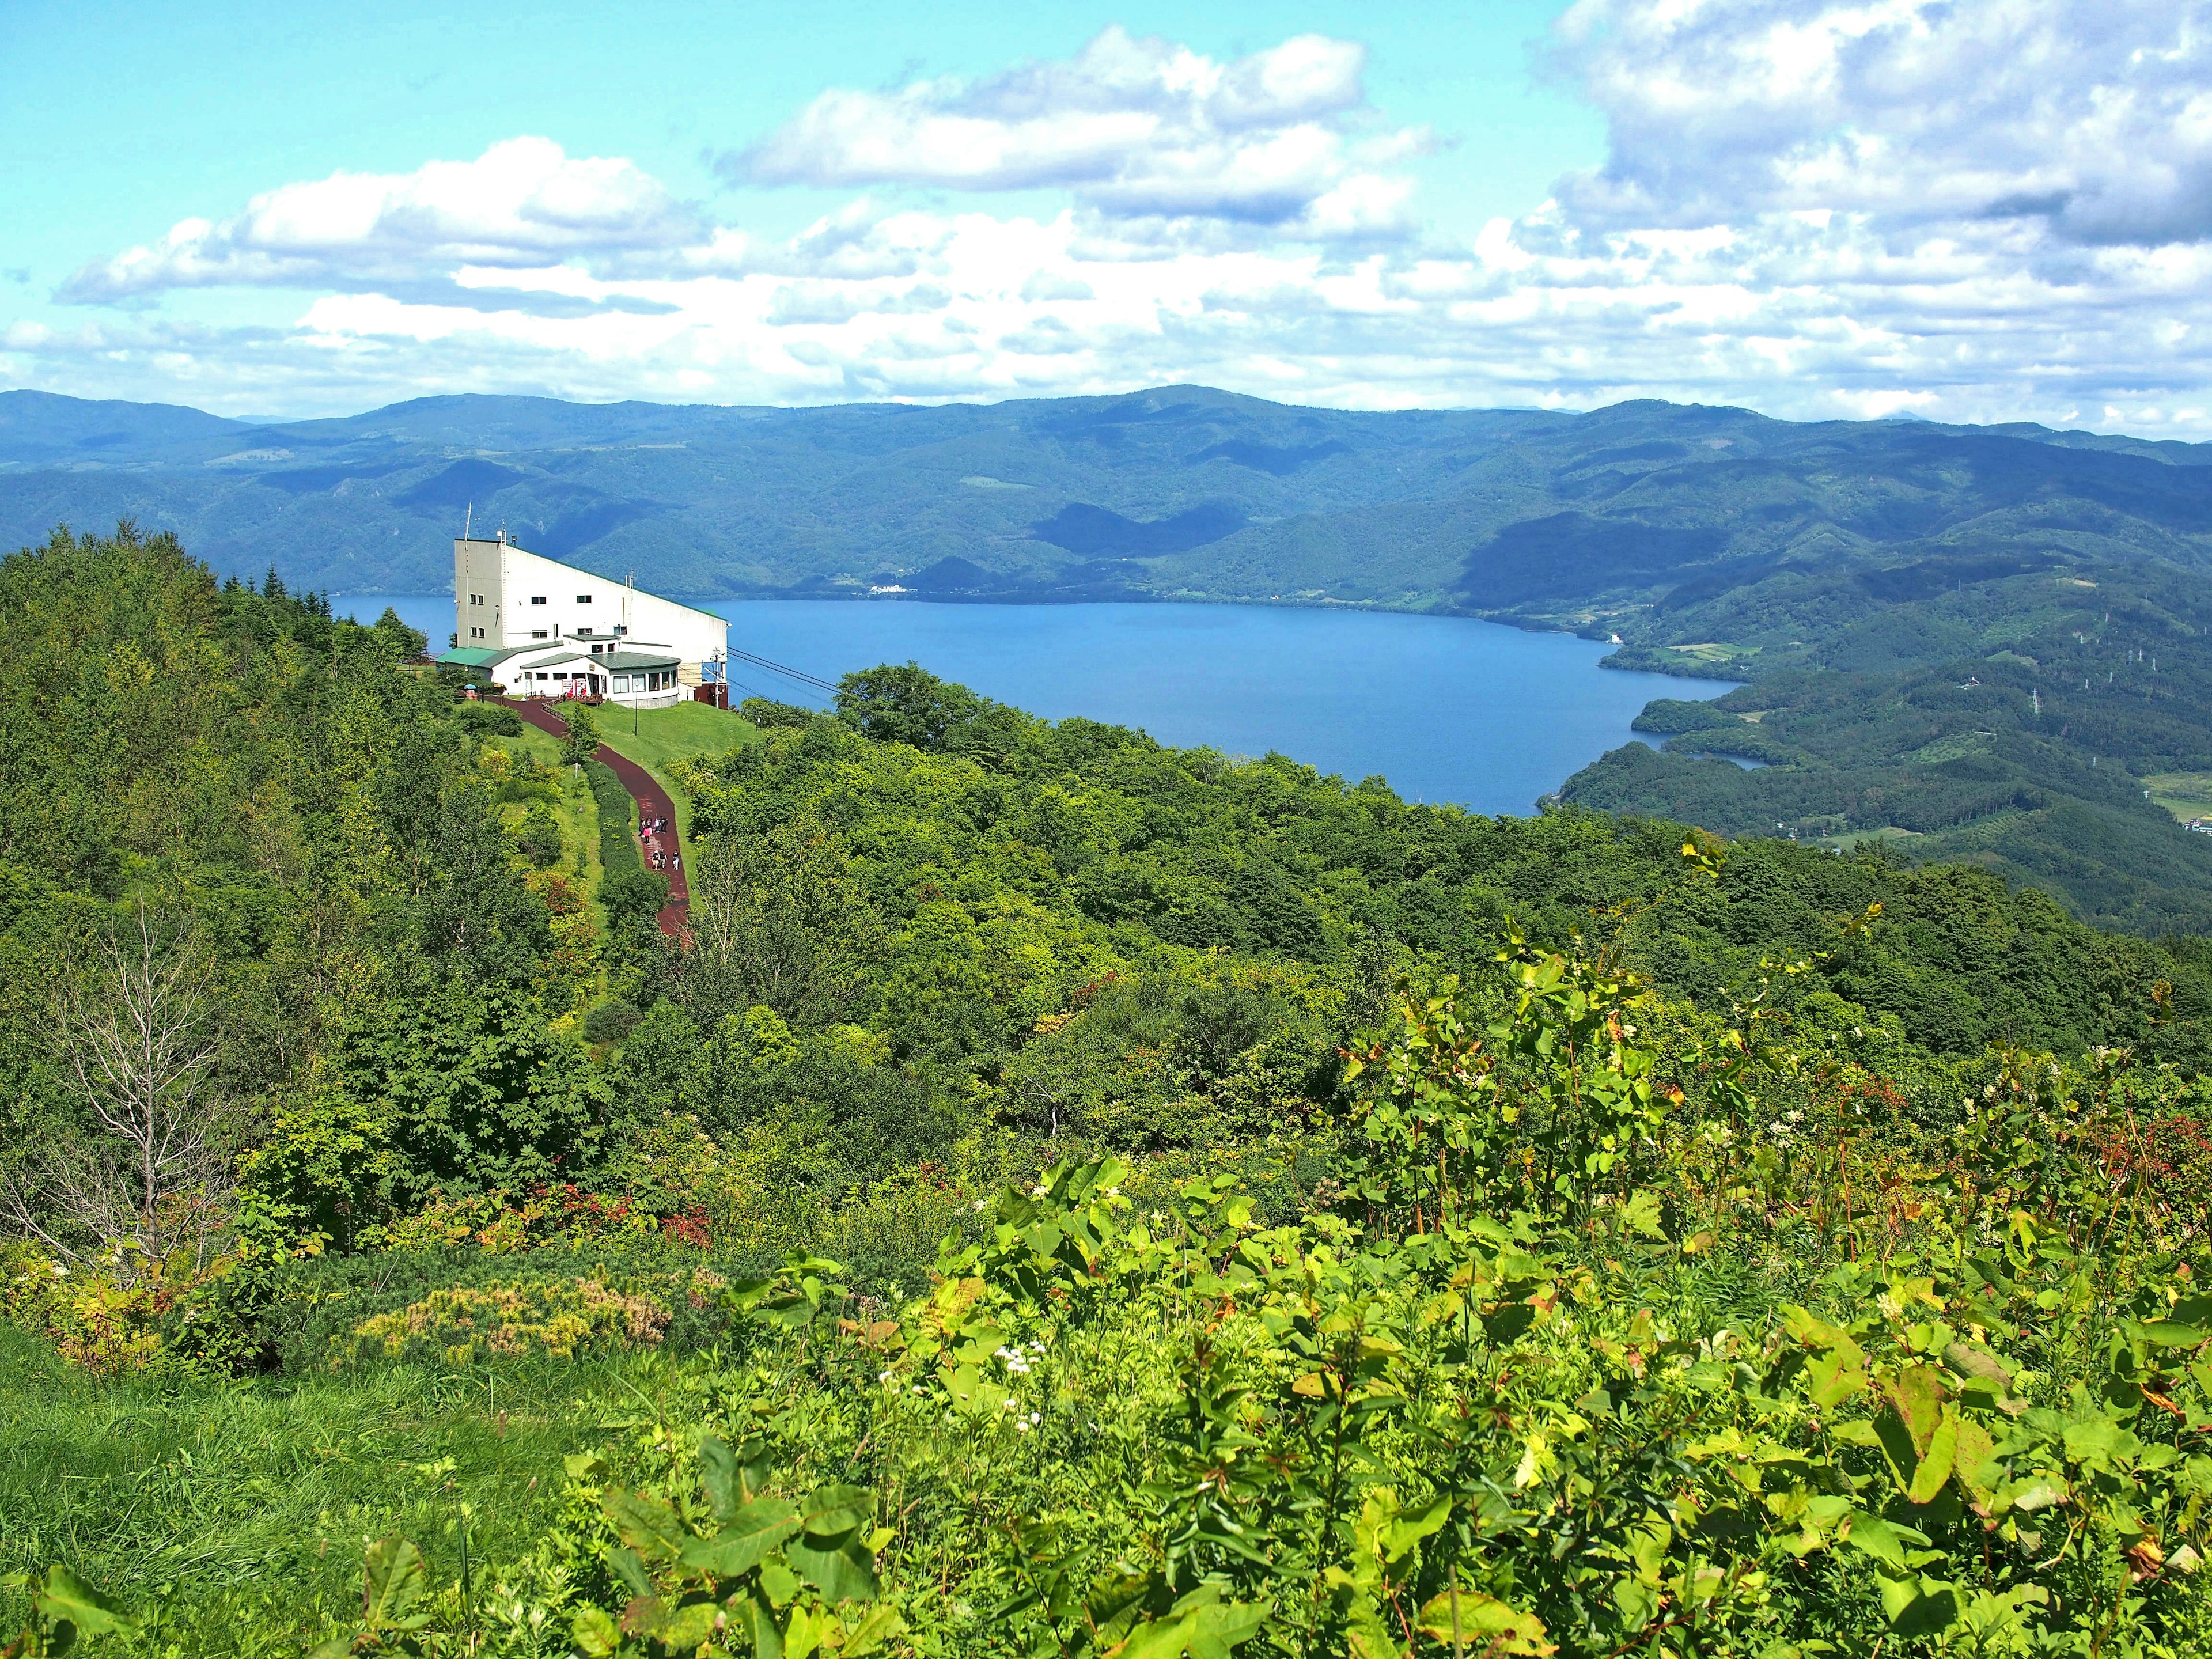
[593,700,760,843]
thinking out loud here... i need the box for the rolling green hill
[8,382,2212,930]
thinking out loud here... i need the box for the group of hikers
[643,813,679,873]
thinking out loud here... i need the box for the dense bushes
[29,942,2205,1656]
[16,536,2212,1654]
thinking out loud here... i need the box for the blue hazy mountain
[4,385,2206,616]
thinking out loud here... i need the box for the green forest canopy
[5,526,2212,1657]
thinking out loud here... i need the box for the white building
[438,532,727,709]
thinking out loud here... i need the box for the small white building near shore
[437,532,726,708]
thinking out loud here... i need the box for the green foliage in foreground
[17,535,2212,1656]
[16,943,2212,1658]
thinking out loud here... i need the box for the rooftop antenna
[464,502,472,543]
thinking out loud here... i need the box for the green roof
[438,641,683,673]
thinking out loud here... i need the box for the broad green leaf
[1952,1418,2001,1509]
[1841,1513,1908,1568]
[1116,1610,1262,1659]
[786,1532,878,1604]
[35,1565,123,1638]
[1415,1586,1555,1655]
[1781,1305,1864,1365]
[572,1605,620,1657]
[1881,1574,1962,1637]
[362,1536,432,1634]
[785,1601,828,1659]
[1887,1366,1949,1457]
[1616,1189,1666,1240]
[699,1433,743,1521]
[1087,1569,1163,1646]
[606,1489,689,1563]
[1185,1599,1272,1658]
[1808,1350,1868,1408]
[1117,1615,1200,1659]
[656,1598,721,1652]
[680,1498,800,1579]
[1944,1343,2014,1391]
[1907,1407,1960,1504]
[729,1594,785,1659]
[1999,1474,2067,1512]
[842,1604,907,1657]
[798,1484,874,1537]
[1381,1495,1452,1560]
[760,1559,802,1608]
[2135,1320,2207,1348]
[2064,1416,2121,1465]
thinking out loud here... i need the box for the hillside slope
[9,384,2212,930]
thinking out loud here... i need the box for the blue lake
[335,594,1732,816]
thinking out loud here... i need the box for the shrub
[514,801,563,866]
[329,1275,673,1369]
[583,757,643,879]
[583,998,643,1044]
[453,699,524,737]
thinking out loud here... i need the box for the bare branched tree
[0,902,238,1277]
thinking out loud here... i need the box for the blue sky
[6,0,2212,432]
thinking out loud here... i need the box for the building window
[575,594,592,604]
[530,596,547,605]
[468,594,483,607]
[531,630,549,640]
[614,675,630,692]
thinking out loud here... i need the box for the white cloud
[1551,0,2212,246]
[719,26,1420,237]
[18,13,2212,434]
[59,138,696,301]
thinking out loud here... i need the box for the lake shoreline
[340,594,1737,815]
[336,586,1748,687]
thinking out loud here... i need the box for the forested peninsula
[9,524,2212,1658]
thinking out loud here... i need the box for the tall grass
[0,1325,661,1653]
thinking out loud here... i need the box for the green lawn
[592,700,760,842]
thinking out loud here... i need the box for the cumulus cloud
[718,26,1422,236]
[18,12,2212,434]
[59,138,698,301]
[1551,0,2212,246]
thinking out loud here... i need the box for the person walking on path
[497,697,690,935]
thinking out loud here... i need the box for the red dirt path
[501,698,688,935]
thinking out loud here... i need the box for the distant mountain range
[3,385,2206,627]
[11,382,2212,934]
